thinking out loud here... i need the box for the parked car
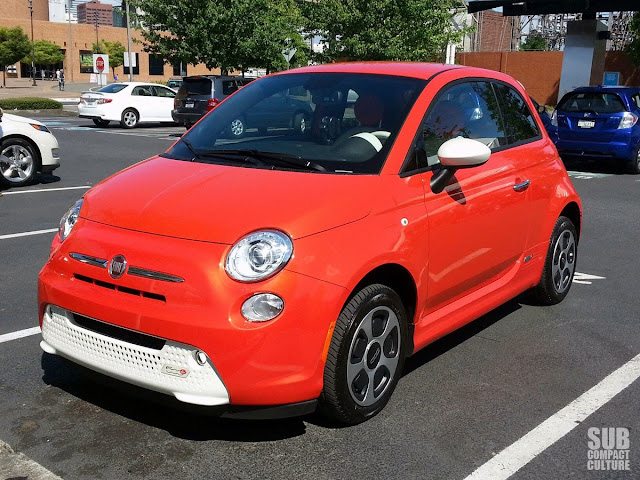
[78,82,177,128]
[0,108,60,188]
[552,86,640,173]
[172,75,253,128]
[166,77,183,89]
[39,63,582,425]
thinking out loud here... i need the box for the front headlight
[30,124,51,133]
[225,230,293,282]
[59,199,83,241]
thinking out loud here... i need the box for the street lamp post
[28,0,37,86]
[124,0,134,81]
[67,0,73,82]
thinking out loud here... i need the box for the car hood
[1,113,43,126]
[81,156,375,244]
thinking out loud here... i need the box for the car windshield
[557,92,626,114]
[98,83,127,94]
[164,73,425,174]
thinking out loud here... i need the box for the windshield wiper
[211,149,327,172]
[179,140,265,167]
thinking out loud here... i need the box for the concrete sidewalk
[0,440,62,480]
[0,77,104,100]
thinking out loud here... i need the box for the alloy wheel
[551,229,576,294]
[1,144,34,183]
[347,306,401,407]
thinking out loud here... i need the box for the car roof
[282,62,469,80]
[183,75,246,81]
[567,85,640,95]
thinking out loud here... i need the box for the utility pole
[67,0,73,82]
[124,0,134,81]
[94,11,99,48]
[28,0,37,86]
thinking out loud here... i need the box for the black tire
[0,137,39,188]
[93,118,110,127]
[532,216,578,305]
[293,112,308,134]
[628,145,640,174]
[229,117,245,138]
[319,284,408,425]
[185,123,194,130]
[120,108,139,129]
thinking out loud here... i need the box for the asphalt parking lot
[1,117,639,480]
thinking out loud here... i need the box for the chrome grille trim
[69,252,108,268]
[128,267,184,283]
[70,253,184,283]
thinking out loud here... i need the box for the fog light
[241,293,284,322]
[194,350,207,366]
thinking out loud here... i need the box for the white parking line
[464,352,640,480]
[2,185,91,195]
[0,326,41,344]
[0,228,58,240]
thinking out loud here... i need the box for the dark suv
[552,86,640,174]
[172,76,253,128]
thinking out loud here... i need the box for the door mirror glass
[437,137,491,169]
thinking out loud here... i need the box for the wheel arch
[0,134,43,171]
[348,263,418,354]
[560,201,581,240]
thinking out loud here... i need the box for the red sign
[96,56,105,72]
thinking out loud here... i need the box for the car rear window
[222,80,239,95]
[182,78,212,95]
[98,84,127,94]
[558,92,626,114]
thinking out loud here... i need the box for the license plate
[185,102,194,108]
[577,120,595,128]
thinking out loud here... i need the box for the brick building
[77,1,113,27]
[0,3,221,82]
[475,9,519,52]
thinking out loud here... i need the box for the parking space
[1,118,639,479]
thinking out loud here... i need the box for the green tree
[0,27,31,87]
[520,33,547,51]
[625,12,640,69]
[93,40,126,77]
[300,0,471,63]
[25,40,65,70]
[128,0,306,73]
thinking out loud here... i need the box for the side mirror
[430,137,491,194]
[537,105,547,114]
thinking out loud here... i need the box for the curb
[3,109,78,117]
[0,440,63,480]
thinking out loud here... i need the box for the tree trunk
[2,69,5,88]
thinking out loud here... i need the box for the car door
[152,86,176,121]
[418,80,533,315]
[130,85,156,121]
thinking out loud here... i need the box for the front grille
[72,313,165,350]
[74,274,166,302]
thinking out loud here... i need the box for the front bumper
[39,218,348,406]
[41,305,230,406]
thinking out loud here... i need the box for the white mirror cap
[437,137,491,168]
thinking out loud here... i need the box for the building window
[172,62,187,77]
[79,50,93,73]
[123,53,139,75]
[149,55,164,76]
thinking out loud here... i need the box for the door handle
[513,180,531,192]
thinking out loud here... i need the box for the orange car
[39,63,582,424]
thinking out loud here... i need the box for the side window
[408,81,506,172]
[156,87,175,98]
[222,80,238,95]
[132,86,152,96]
[492,83,540,145]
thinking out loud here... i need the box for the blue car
[552,86,640,174]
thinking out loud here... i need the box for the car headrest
[354,95,384,127]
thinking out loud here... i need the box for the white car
[78,82,177,128]
[0,108,60,188]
